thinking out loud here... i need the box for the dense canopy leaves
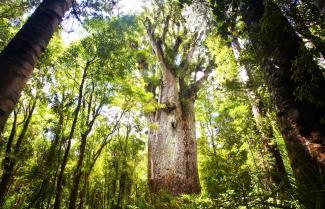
[0,0,324,208]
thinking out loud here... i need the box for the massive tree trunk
[148,71,200,195]
[240,1,325,207]
[141,9,212,194]
[231,36,291,193]
[0,0,72,135]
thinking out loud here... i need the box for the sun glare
[62,0,146,45]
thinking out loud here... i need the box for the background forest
[0,0,324,209]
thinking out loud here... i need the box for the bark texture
[148,74,200,195]
[0,0,72,135]
[143,16,208,195]
[240,1,325,207]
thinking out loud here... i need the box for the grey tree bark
[141,14,213,194]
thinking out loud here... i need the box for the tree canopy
[0,0,324,208]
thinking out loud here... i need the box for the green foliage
[195,28,299,208]
[128,193,217,209]
[1,0,322,208]
[291,45,323,105]
[0,1,30,50]
[274,0,325,56]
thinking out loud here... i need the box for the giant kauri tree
[2,0,325,208]
[138,2,213,195]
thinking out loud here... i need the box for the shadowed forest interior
[0,0,324,208]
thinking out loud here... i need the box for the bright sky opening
[62,0,146,45]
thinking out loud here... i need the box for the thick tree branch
[180,32,203,77]
[172,36,182,59]
[144,17,174,78]
[162,15,171,45]
[189,60,214,96]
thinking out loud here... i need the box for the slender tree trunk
[111,156,118,209]
[240,1,325,207]
[116,172,125,209]
[106,171,110,209]
[53,63,88,209]
[27,102,66,209]
[0,0,72,135]
[77,173,89,209]
[68,135,87,209]
[77,129,115,209]
[103,172,107,209]
[0,100,36,208]
[69,90,102,209]
[231,36,291,192]
[148,70,200,194]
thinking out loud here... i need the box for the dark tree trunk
[110,156,118,209]
[54,63,88,209]
[0,0,72,135]
[0,100,36,208]
[26,105,65,209]
[69,127,96,209]
[240,1,325,207]
[77,173,89,209]
[69,85,102,209]
[231,36,291,193]
[77,125,116,209]
[116,172,126,209]
[68,135,87,209]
